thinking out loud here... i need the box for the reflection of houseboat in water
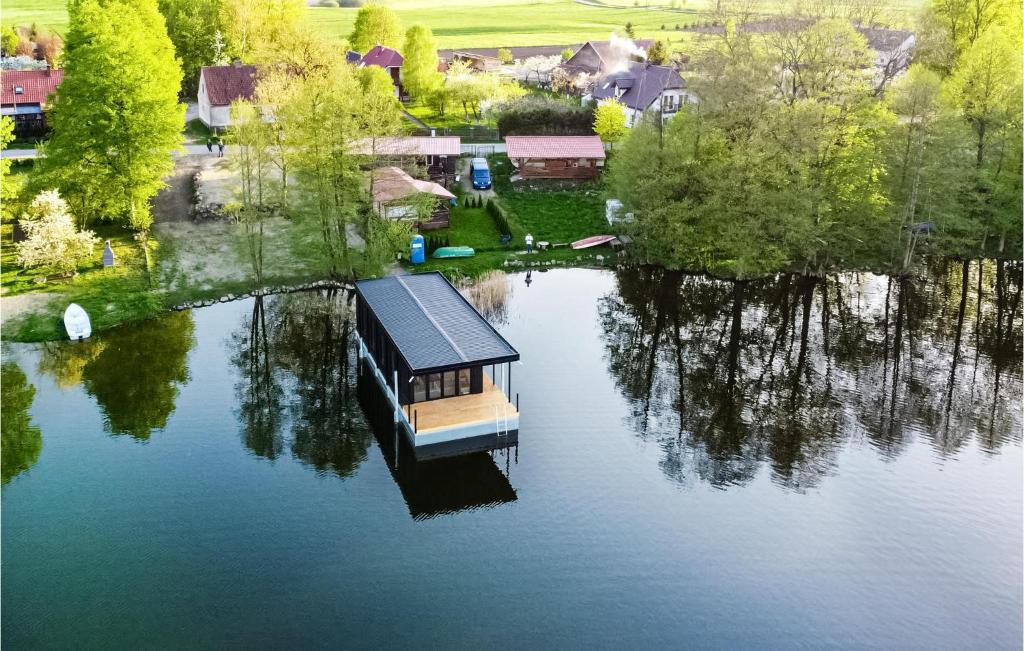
[358,362,518,521]
[354,272,520,461]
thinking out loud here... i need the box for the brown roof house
[505,135,606,179]
[1,68,63,137]
[198,61,257,129]
[586,62,693,127]
[372,166,456,230]
[562,38,655,76]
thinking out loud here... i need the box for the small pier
[355,272,520,460]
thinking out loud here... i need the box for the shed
[505,135,606,179]
[371,166,456,229]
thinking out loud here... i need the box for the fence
[409,125,500,143]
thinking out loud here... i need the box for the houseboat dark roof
[355,272,519,373]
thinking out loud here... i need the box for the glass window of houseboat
[428,373,442,399]
[443,371,456,397]
[458,368,471,395]
[412,376,426,402]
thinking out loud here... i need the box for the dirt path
[152,154,205,223]
[1,291,55,324]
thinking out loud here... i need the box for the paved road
[3,143,225,159]
[4,142,506,159]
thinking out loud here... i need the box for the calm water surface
[3,262,1021,648]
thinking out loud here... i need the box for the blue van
[470,157,491,190]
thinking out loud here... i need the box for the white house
[197,62,258,129]
[585,62,695,127]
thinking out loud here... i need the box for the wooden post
[393,370,399,423]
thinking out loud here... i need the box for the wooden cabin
[355,272,521,460]
[371,166,455,230]
[505,135,606,179]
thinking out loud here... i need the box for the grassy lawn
[405,102,496,130]
[5,0,704,47]
[424,205,505,251]
[490,155,608,245]
[183,118,213,144]
[406,244,608,280]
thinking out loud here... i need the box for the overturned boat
[63,303,92,341]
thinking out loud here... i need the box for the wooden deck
[409,375,517,435]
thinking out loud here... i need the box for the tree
[560,47,574,61]
[593,100,627,146]
[16,191,99,271]
[624,21,636,39]
[0,117,20,222]
[497,47,514,64]
[884,65,970,267]
[401,25,441,100]
[348,2,401,54]
[647,40,668,65]
[275,61,364,276]
[158,0,224,93]
[1,362,42,485]
[220,0,304,63]
[34,31,63,68]
[35,0,184,230]
[1,28,18,56]
[944,25,1021,168]
[229,99,275,284]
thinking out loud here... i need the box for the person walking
[525,232,534,254]
[217,141,225,158]
[206,137,213,153]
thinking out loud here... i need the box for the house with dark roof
[505,135,606,179]
[586,62,693,127]
[197,62,257,129]
[562,39,655,76]
[354,272,521,459]
[359,45,406,100]
[1,69,63,137]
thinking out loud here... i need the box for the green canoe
[432,246,476,259]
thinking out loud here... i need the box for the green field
[2,0,702,47]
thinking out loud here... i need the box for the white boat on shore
[63,303,92,340]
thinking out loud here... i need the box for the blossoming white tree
[16,190,99,272]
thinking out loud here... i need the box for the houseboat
[354,272,520,460]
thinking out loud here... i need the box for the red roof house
[197,62,258,129]
[505,135,606,179]
[1,69,64,136]
[359,45,406,100]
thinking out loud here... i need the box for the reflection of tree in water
[230,296,285,460]
[599,262,1023,491]
[1,362,43,485]
[230,290,372,478]
[76,311,195,439]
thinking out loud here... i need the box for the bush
[496,95,596,137]
[497,48,514,64]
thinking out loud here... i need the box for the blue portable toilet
[410,235,425,264]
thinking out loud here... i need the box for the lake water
[3,262,1021,648]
